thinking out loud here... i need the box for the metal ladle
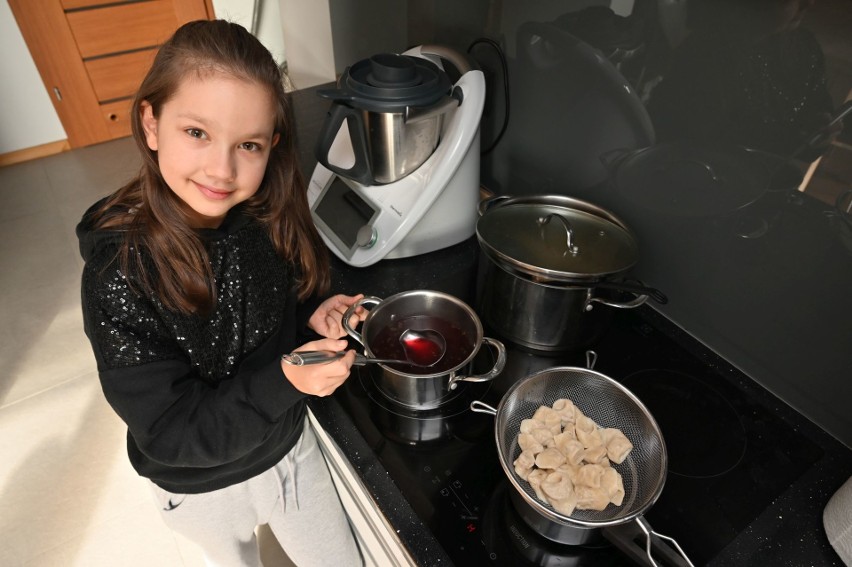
[282,328,447,368]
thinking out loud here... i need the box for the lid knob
[367,53,420,88]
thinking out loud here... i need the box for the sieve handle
[636,516,695,567]
[470,400,498,416]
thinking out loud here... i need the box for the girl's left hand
[308,294,366,339]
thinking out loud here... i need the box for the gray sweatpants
[148,419,362,566]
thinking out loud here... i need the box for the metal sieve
[472,361,694,566]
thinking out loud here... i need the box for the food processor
[307,45,486,267]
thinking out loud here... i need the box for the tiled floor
[0,137,213,566]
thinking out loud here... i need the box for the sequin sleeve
[80,248,309,470]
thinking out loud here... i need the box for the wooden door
[9,0,215,148]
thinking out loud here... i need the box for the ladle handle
[281,350,413,367]
[282,350,346,366]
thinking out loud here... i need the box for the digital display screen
[314,176,376,251]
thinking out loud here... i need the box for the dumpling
[576,485,611,511]
[530,427,555,447]
[556,463,582,486]
[582,445,609,465]
[576,426,604,450]
[542,471,574,501]
[513,449,535,471]
[574,412,598,435]
[535,447,566,469]
[561,439,586,466]
[551,495,578,516]
[575,463,607,488]
[527,469,550,504]
[601,466,625,506]
[518,433,544,455]
[514,461,533,481]
[533,405,563,434]
[600,427,634,464]
[552,398,577,426]
[533,405,560,424]
[553,429,575,447]
[520,418,540,434]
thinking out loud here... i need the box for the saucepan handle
[342,296,382,346]
[449,337,507,390]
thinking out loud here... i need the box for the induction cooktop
[333,306,840,566]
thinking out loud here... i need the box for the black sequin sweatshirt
[77,200,321,494]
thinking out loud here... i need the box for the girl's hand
[281,338,355,396]
[308,294,366,339]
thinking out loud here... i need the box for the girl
[77,19,364,566]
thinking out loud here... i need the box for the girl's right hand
[281,338,355,397]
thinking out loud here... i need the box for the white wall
[277,0,408,90]
[0,1,67,155]
[278,0,336,89]
[0,0,289,156]
[213,0,287,65]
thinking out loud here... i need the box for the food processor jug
[315,52,460,185]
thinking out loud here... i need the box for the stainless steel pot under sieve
[471,355,694,567]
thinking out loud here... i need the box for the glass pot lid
[476,195,639,281]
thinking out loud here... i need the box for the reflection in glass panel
[396,0,852,445]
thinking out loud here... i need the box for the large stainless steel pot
[475,195,666,351]
[343,290,506,410]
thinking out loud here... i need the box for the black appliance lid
[318,53,452,112]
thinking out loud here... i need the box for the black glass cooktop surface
[334,307,828,566]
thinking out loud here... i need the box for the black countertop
[307,238,852,566]
[289,87,852,566]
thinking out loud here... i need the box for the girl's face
[141,73,279,228]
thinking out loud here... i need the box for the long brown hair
[93,19,329,314]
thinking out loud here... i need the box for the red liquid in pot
[400,334,445,367]
[370,316,472,374]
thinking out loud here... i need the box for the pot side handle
[448,337,507,390]
[586,281,668,311]
[342,296,382,346]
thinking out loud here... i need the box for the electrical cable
[468,37,510,155]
